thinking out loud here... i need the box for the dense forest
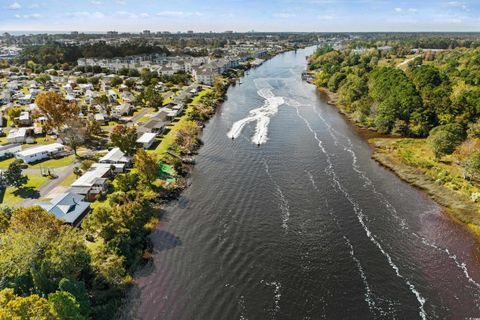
[309,44,480,136]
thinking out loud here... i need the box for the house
[111,103,133,119]
[99,147,131,165]
[18,111,32,126]
[138,118,166,135]
[18,94,32,105]
[107,89,118,101]
[7,127,27,144]
[136,132,157,149]
[0,144,21,158]
[39,192,90,226]
[70,164,112,201]
[94,113,107,125]
[15,143,64,163]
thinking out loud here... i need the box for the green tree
[110,125,137,155]
[110,76,123,87]
[133,149,158,185]
[0,288,54,320]
[113,173,139,192]
[464,151,480,181]
[427,123,466,158]
[58,279,91,318]
[4,162,29,190]
[48,291,85,320]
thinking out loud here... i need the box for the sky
[1,0,480,33]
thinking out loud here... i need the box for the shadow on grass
[13,187,40,199]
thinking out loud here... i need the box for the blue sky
[1,0,479,32]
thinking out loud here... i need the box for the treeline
[16,40,170,65]
[310,46,480,138]
[346,33,480,50]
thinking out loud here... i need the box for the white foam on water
[307,170,392,317]
[261,280,282,316]
[263,159,290,230]
[315,105,480,301]
[238,295,248,320]
[227,87,284,145]
[294,106,427,320]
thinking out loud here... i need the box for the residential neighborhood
[0,31,295,227]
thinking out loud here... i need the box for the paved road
[17,161,78,207]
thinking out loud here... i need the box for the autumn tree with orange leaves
[35,92,80,132]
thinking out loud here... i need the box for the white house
[111,103,132,119]
[107,89,118,100]
[70,163,112,201]
[7,128,27,144]
[99,147,131,165]
[0,144,21,158]
[18,111,32,126]
[15,143,64,163]
[136,132,157,149]
[18,94,32,105]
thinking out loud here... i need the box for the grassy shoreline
[317,86,480,237]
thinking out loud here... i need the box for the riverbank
[315,86,480,238]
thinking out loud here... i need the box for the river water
[123,47,480,319]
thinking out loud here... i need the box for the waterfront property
[70,163,113,201]
[39,192,90,226]
[136,132,157,149]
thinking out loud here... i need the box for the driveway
[17,161,78,207]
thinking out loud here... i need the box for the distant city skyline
[1,0,480,32]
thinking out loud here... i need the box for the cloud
[394,7,418,14]
[317,14,336,20]
[90,0,102,5]
[446,1,468,11]
[8,2,21,10]
[29,3,40,8]
[140,13,150,18]
[66,11,105,19]
[272,12,296,18]
[15,13,41,19]
[115,0,126,4]
[114,11,139,18]
[156,11,203,17]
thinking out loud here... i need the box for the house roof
[39,192,90,225]
[136,132,157,144]
[99,147,130,163]
[71,163,111,187]
[16,143,63,158]
[7,127,27,139]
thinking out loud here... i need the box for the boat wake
[294,106,427,320]
[263,158,290,230]
[309,103,480,302]
[227,85,285,145]
[261,280,282,316]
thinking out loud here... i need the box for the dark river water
[122,47,480,319]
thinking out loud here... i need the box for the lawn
[1,173,50,206]
[59,172,78,187]
[29,155,76,168]
[0,157,16,169]
[152,88,211,157]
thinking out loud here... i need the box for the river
[122,47,480,319]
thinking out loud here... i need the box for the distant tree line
[16,40,170,65]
